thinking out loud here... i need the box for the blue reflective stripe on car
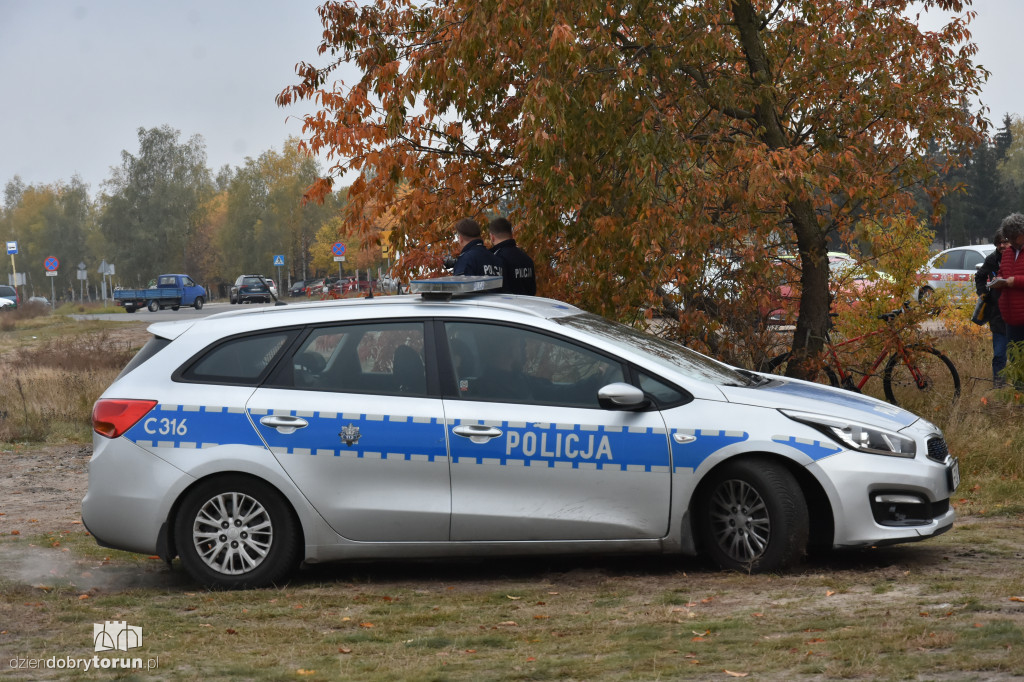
[671,430,749,472]
[770,435,843,460]
[465,421,668,471]
[256,411,448,462]
[123,404,260,448]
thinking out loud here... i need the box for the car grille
[926,437,949,464]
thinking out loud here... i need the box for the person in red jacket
[990,213,1024,345]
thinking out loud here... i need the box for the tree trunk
[730,0,828,378]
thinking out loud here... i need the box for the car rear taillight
[92,399,158,439]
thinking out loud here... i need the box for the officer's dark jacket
[453,239,504,277]
[491,238,536,295]
[976,247,1005,334]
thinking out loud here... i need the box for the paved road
[72,299,284,322]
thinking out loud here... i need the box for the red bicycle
[763,306,960,410]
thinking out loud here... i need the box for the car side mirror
[597,382,650,411]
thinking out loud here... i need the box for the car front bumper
[809,447,956,548]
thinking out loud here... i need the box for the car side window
[282,322,427,396]
[962,250,985,270]
[180,331,293,384]
[933,250,964,270]
[445,322,623,408]
[636,370,688,407]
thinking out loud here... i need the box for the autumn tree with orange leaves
[278,0,986,378]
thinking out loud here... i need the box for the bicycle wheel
[882,345,960,411]
[763,352,839,387]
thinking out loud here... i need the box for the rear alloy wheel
[174,477,300,589]
[696,458,808,573]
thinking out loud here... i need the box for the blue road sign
[6,241,17,255]
[44,256,60,271]
[273,254,285,267]
[332,242,347,256]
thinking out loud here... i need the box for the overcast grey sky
[0,1,1020,198]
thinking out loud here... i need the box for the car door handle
[259,415,309,434]
[452,424,503,443]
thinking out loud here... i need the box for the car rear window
[116,336,172,380]
[178,331,295,385]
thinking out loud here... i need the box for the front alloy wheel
[696,458,808,573]
[174,477,300,588]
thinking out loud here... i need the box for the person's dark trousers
[993,330,1008,383]
[1004,325,1024,389]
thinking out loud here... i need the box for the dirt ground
[0,444,91,535]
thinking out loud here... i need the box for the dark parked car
[230,275,272,304]
[0,284,19,309]
[288,280,307,297]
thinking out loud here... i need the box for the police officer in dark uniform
[488,217,536,295]
[452,218,504,278]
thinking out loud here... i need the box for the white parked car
[83,277,958,588]
[918,244,995,300]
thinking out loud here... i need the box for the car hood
[718,375,918,431]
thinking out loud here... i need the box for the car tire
[174,476,301,589]
[148,300,160,313]
[171,305,180,311]
[695,458,808,573]
[124,305,136,313]
[193,297,204,310]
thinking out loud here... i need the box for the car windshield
[557,313,750,386]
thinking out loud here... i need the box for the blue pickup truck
[113,274,206,313]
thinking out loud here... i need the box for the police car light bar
[409,276,503,300]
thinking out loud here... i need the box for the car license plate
[947,457,960,493]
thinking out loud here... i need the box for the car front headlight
[780,409,917,458]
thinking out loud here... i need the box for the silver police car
[83,277,958,588]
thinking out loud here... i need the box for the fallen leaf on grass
[10,530,19,536]
[506,595,521,600]
[464,649,476,653]
[78,594,90,600]
[526,657,536,662]
[226,629,237,635]
[296,669,316,676]
[533,615,549,620]
[338,648,352,654]
[497,621,518,627]
[1010,597,1024,602]
[724,671,749,678]
[359,622,374,628]
[806,638,826,644]
[825,590,836,597]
